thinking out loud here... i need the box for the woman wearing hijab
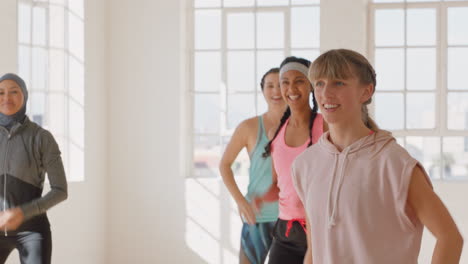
[0,73,68,264]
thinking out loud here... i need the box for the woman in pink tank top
[292,49,463,263]
[253,56,327,264]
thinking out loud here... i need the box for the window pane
[18,46,31,88]
[258,0,288,6]
[406,92,435,129]
[407,48,435,91]
[406,137,441,179]
[448,48,468,91]
[194,135,221,178]
[375,93,404,130]
[49,50,66,92]
[291,7,320,48]
[227,13,254,49]
[257,12,284,49]
[49,0,66,4]
[257,50,283,86]
[69,99,84,148]
[223,0,254,7]
[195,94,221,133]
[228,94,255,130]
[375,48,404,91]
[447,92,468,130]
[194,0,221,8]
[18,3,31,43]
[375,9,404,46]
[68,12,84,61]
[195,10,221,50]
[407,9,436,46]
[32,47,47,91]
[291,49,320,62]
[49,5,65,48]
[291,0,320,4]
[227,51,254,92]
[395,136,405,147]
[32,6,46,46]
[443,137,468,179]
[448,7,468,45]
[48,93,66,136]
[69,56,85,105]
[69,0,84,19]
[28,92,47,126]
[195,52,221,92]
[223,136,251,178]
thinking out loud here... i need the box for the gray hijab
[0,73,28,129]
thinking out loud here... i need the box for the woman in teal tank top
[220,68,286,264]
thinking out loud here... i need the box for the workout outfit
[241,116,279,264]
[268,114,323,264]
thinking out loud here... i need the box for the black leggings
[268,219,307,264]
[0,229,51,264]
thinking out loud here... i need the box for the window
[187,1,320,263]
[18,0,85,181]
[191,0,320,180]
[369,0,468,180]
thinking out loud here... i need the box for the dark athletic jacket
[0,117,67,235]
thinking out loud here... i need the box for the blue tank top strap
[257,115,265,144]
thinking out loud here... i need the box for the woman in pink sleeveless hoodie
[254,56,326,264]
[292,49,463,263]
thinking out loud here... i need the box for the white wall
[0,1,17,74]
[320,0,368,54]
[0,0,108,263]
[107,0,202,263]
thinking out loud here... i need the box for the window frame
[188,1,320,178]
[368,0,468,181]
[17,0,85,182]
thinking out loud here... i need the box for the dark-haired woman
[253,57,327,264]
[220,68,286,264]
[0,73,68,264]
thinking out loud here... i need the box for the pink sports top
[271,113,323,220]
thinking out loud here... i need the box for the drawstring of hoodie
[328,149,350,228]
[327,131,375,229]
[2,132,11,236]
[326,154,339,228]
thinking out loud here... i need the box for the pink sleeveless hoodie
[292,130,431,264]
[271,114,323,220]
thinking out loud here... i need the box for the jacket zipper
[2,133,10,236]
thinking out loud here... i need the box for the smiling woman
[254,56,326,264]
[0,73,68,264]
[219,68,286,264]
[292,48,463,264]
[0,80,25,118]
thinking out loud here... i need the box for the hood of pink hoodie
[317,130,395,228]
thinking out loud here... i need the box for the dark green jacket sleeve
[20,130,68,220]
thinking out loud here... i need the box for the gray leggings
[0,229,51,264]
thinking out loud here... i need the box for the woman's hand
[238,198,256,225]
[0,208,25,231]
